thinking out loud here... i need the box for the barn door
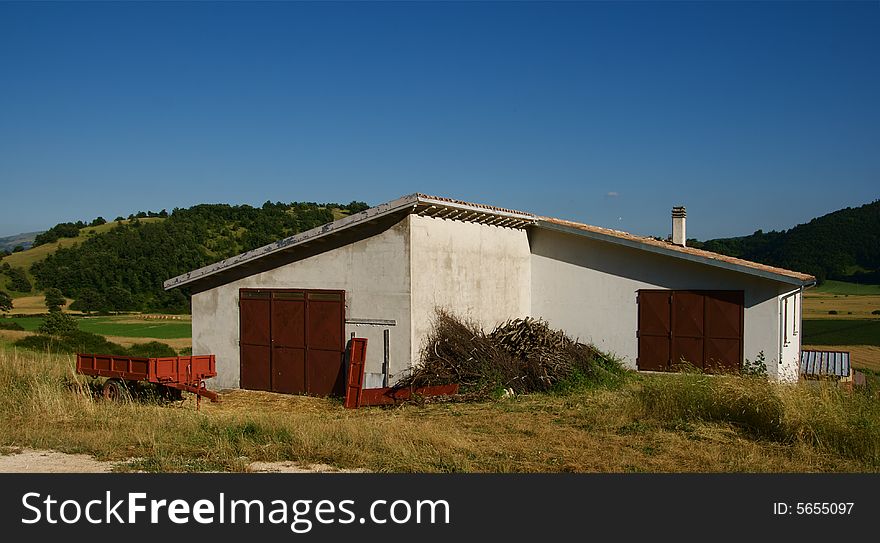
[271,291,306,394]
[704,291,744,372]
[638,290,744,373]
[240,289,345,396]
[637,290,671,371]
[239,290,271,391]
[306,292,346,396]
[671,291,704,370]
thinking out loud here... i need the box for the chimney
[672,206,686,246]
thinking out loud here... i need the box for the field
[0,347,877,473]
[802,292,880,320]
[802,320,880,346]
[802,281,880,372]
[813,280,880,296]
[4,315,191,339]
[0,314,192,353]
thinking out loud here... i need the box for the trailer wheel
[102,379,130,402]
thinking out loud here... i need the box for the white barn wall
[408,214,532,371]
[192,218,412,390]
[529,228,791,380]
[778,289,802,382]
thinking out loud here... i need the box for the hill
[1,219,164,298]
[690,200,880,283]
[2,201,367,313]
[0,232,41,253]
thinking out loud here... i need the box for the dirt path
[0,448,113,473]
[0,447,364,473]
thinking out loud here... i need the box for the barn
[164,193,816,393]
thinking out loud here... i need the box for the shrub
[828,310,838,315]
[15,330,128,356]
[872,310,880,316]
[742,351,768,378]
[38,311,78,336]
[126,341,178,358]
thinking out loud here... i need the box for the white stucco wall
[191,218,411,390]
[529,228,794,381]
[778,289,802,382]
[408,214,532,370]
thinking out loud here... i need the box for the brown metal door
[637,290,671,371]
[240,288,345,396]
[638,289,744,374]
[704,290,744,373]
[671,291,705,370]
[271,291,306,394]
[239,290,271,391]
[306,292,346,396]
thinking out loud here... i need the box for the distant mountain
[0,231,42,252]
[690,200,880,283]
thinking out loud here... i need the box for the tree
[90,216,107,227]
[0,291,12,313]
[69,288,107,315]
[12,245,24,253]
[5,267,31,292]
[44,287,66,312]
[106,286,134,312]
[38,311,78,336]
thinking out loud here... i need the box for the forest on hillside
[23,200,368,313]
[690,200,880,283]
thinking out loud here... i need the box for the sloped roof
[165,193,815,290]
[539,217,816,284]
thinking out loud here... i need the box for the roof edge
[163,194,421,290]
[165,193,538,291]
[536,219,817,286]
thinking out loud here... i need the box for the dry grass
[0,330,31,345]
[3,295,74,314]
[0,347,877,473]
[803,292,880,320]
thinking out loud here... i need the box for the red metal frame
[344,338,368,409]
[76,353,220,403]
[342,337,459,408]
[358,384,460,406]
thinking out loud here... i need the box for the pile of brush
[398,309,622,397]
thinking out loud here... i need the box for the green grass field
[5,316,191,339]
[802,319,880,346]
[814,280,880,296]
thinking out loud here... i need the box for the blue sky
[1,1,877,239]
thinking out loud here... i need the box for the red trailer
[76,353,220,406]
